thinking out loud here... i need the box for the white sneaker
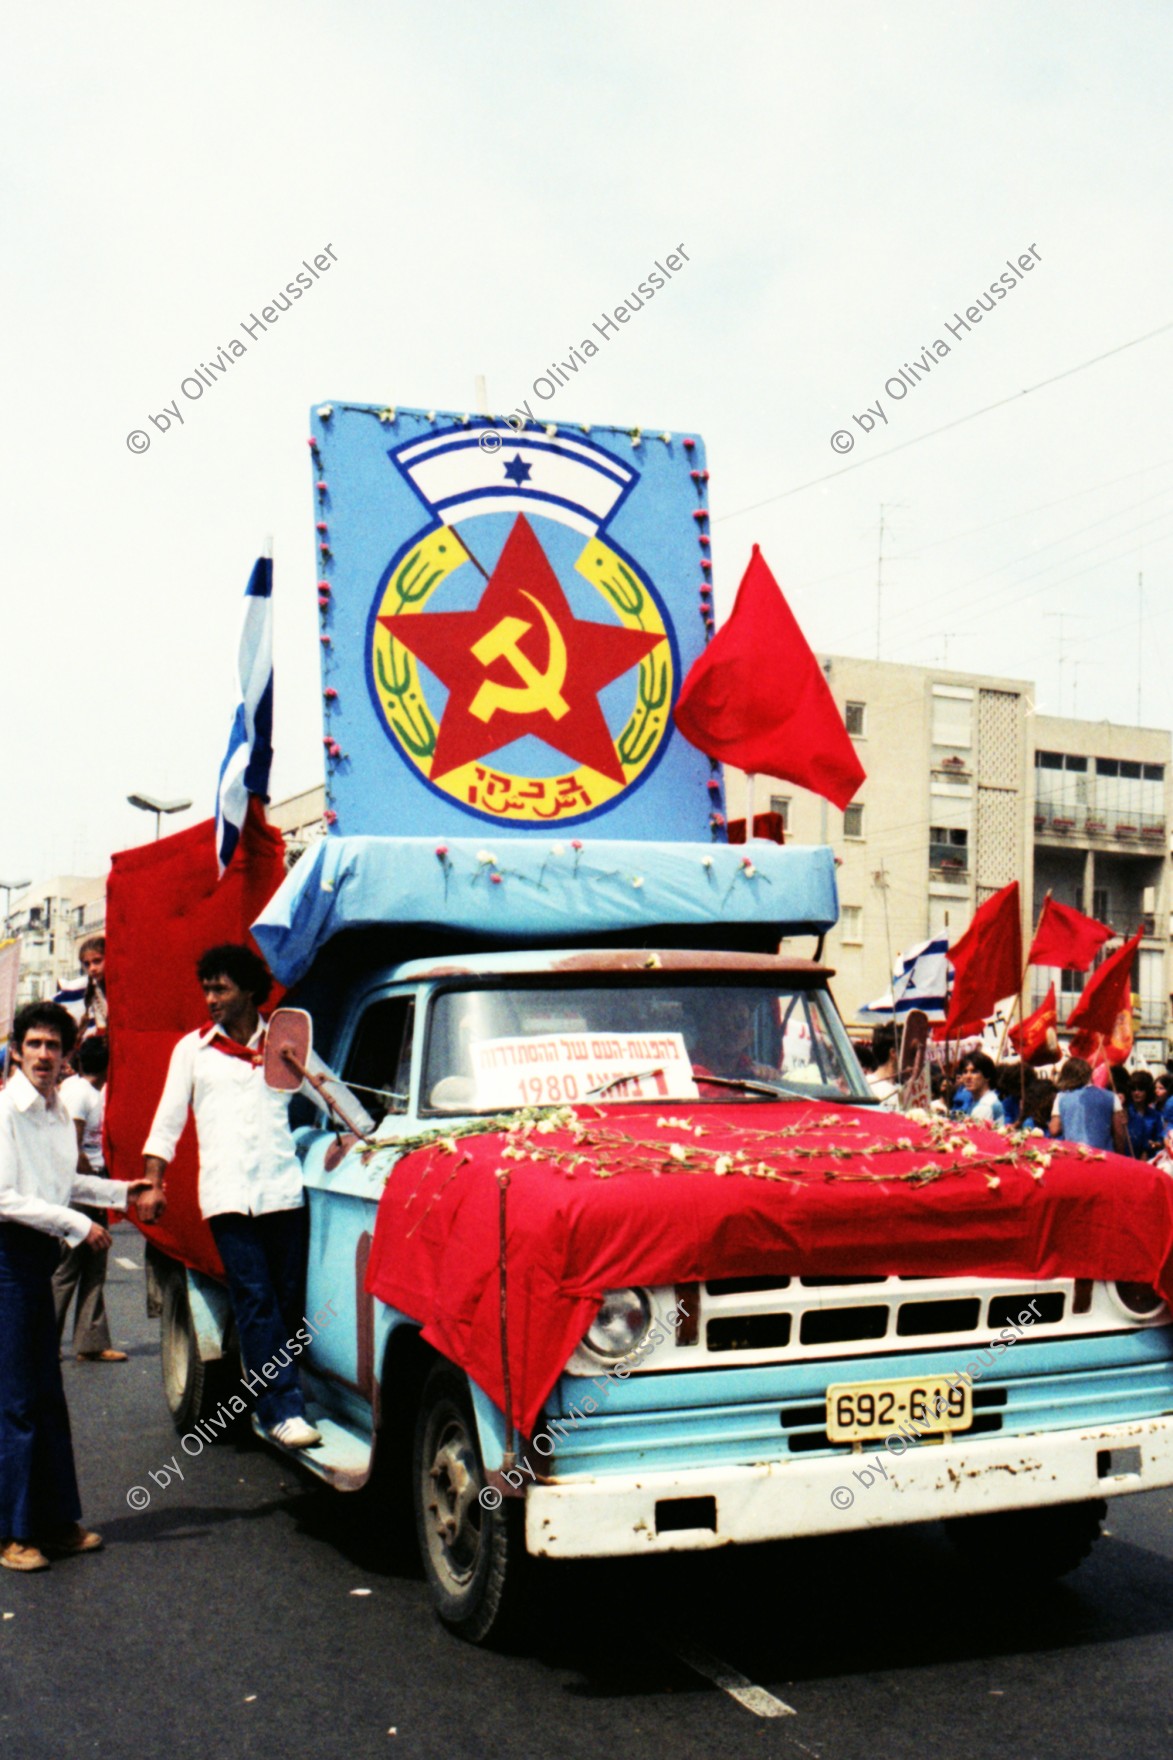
[269,1416,323,1449]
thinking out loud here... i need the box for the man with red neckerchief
[141,943,321,1450]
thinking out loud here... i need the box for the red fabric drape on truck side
[104,800,287,1278]
[365,1100,1173,1436]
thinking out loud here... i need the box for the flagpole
[1012,889,1048,1107]
[995,992,1020,1070]
[746,771,757,842]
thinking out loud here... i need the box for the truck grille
[678,1275,1087,1367]
[547,1331,1173,1480]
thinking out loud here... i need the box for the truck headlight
[584,1288,653,1361]
[1111,1281,1168,1321]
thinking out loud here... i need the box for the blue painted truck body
[175,833,1173,1564]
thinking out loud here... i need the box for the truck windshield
[422,980,869,1113]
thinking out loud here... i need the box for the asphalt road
[4,1231,1173,1760]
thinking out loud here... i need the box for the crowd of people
[0,935,320,1574]
[4,935,1173,1579]
[860,1023,1173,1159]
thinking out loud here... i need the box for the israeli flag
[214,555,274,875]
[860,936,951,1022]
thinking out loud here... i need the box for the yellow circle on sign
[370,526,673,824]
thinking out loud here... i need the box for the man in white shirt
[141,943,321,1450]
[52,1036,127,1363]
[0,1002,151,1572]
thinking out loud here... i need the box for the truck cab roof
[252,835,840,988]
[388,947,836,984]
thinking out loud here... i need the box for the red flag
[104,798,287,1279]
[727,811,786,845]
[1066,930,1142,1067]
[1009,983,1060,1065]
[672,547,866,812]
[942,881,1023,1038]
[1027,895,1115,972]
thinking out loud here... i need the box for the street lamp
[128,793,193,840]
[0,879,29,936]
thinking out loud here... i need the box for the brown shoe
[42,1524,103,1557]
[1,1540,50,1572]
[76,1350,128,1363]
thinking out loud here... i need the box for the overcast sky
[2,0,1170,886]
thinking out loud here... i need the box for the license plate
[825,1374,972,1443]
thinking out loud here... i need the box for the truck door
[301,994,416,1414]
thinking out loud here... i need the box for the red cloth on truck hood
[364,1100,1173,1436]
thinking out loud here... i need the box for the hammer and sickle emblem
[469,592,570,723]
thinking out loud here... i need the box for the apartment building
[1031,714,1171,1065]
[723,657,1172,1060]
[7,876,106,1007]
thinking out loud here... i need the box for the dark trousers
[52,1206,113,1354]
[0,1224,82,1541]
[208,1208,308,1431]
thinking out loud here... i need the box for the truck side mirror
[265,1008,313,1091]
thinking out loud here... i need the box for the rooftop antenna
[1043,610,1091,716]
[874,503,907,660]
[1137,572,1144,723]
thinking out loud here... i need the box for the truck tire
[160,1271,240,1434]
[946,1498,1107,1581]
[412,1364,527,1645]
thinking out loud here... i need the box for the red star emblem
[379,515,662,783]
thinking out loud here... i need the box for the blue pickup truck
[144,833,1173,1644]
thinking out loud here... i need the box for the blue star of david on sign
[502,453,532,486]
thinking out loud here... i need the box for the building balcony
[1030,990,1168,1034]
[1034,803,1167,846]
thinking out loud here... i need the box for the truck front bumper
[524,1414,1173,1558]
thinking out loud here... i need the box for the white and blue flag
[214,555,274,875]
[859,935,951,1023]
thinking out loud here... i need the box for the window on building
[840,905,863,943]
[768,795,791,831]
[843,803,865,839]
[931,686,973,750]
[1143,764,1165,783]
[844,702,866,738]
[928,899,953,937]
[929,827,969,871]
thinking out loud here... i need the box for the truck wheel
[160,1272,238,1433]
[946,1498,1107,1581]
[412,1364,527,1645]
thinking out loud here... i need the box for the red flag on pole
[1066,930,1142,1067]
[941,881,1023,1039]
[104,798,287,1278]
[1009,982,1059,1065]
[1027,894,1115,972]
[672,547,866,812]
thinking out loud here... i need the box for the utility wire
[716,320,1173,522]
[799,459,1173,589]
